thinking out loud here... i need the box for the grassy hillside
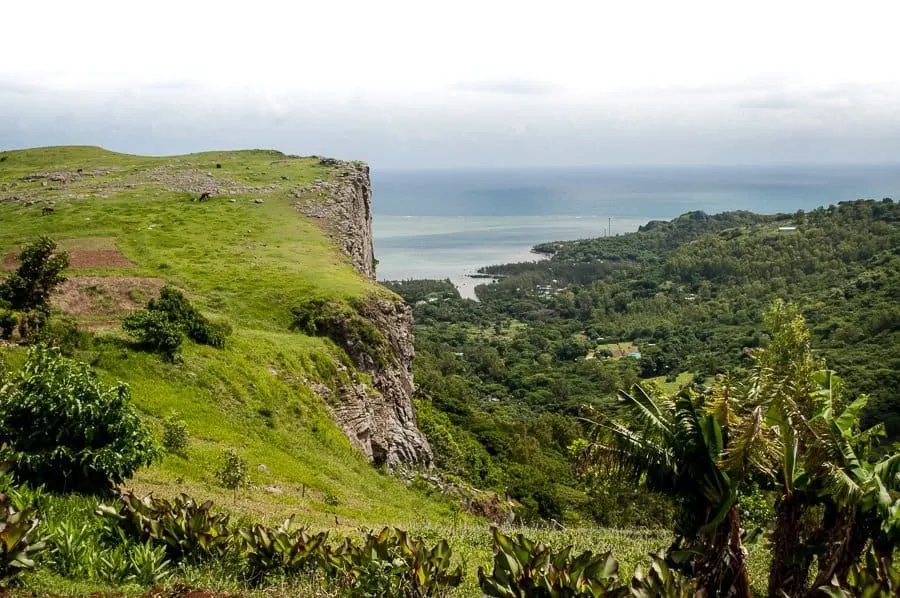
[0,146,453,528]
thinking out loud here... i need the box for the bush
[122,309,183,360]
[123,287,230,358]
[216,449,249,502]
[16,309,48,344]
[238,516,328,586]
[290,297,388,368]
[162,416,189,455]
[0,346,157,493]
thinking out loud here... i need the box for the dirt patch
[2,238,133,270]
[52,276,166,317]
[3,249,132,270]
[68,249,133,268]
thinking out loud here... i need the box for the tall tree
[0,237,69,311]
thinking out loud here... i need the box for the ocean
[371,164,900,297]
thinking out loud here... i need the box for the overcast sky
[2,0,900,168]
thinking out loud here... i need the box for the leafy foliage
[161,415,189,455]
[0,486,45,586]
[0,346,156,493]
[629,551,695,598]
[0,236,68,312]
[817,549,900,598]
[237,516,328,585]
[478,527,624,597]
[97,491,231,563]
[122,309,183,360]
[215,449,249,501]
[290,297,389,368]
[0,310,15,340]
[327,526,463,597]
[123,286,230,359]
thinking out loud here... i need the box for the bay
[371,164,900,297]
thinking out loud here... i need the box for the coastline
[373,215,622,300]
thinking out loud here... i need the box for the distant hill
[0,146,448,527]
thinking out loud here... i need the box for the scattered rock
[280,175,289,180]
[253,199,264,204]
[257,464,270,474]
[263,486,283,495]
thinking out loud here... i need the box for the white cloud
[2,1,900,166]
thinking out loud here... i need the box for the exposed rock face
[294,161,375,279]
[295,160,432,468]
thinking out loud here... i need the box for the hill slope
[0,146,447,527]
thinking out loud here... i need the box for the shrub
[162,415,189,455]
[45,518,98,578]
[216,449,249,502]
[123,287,230,358]
[0,237,68,311]
[187,317,231,349]
[0,346,157,493]
[36,315,90,354]
[290,297,388,368]
[15,309,48,344]
[630,551,696,597]
[127,540,172,586]
[323,490,340,507]
[122,309,183,360]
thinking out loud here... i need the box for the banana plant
[580,386,751,598]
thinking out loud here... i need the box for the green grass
[0,146,447,529]
[644,371,697,393]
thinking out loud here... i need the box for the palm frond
[617,386,674,442]
[833,394,868,435]
[721,406,779,480]
[821,463,863,507]
[873,453,900,492]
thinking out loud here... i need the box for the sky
[2,0,900,168]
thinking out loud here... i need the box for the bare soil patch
[52,276,166,317]
[2,238,133,270]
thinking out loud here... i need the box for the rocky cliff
[294,160,432,469]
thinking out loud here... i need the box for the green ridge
[0,146,452,527]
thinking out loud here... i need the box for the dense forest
[385,198,900,525]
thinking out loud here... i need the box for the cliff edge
[294,160,433,468]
